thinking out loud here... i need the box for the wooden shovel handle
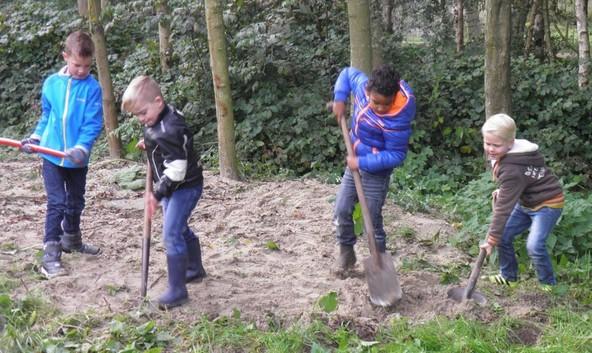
[463,247,487,299]
[338,117,381,262]
[0,137,66,158]
[140,159,153,298]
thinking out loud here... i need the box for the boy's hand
[332,101,346,123]
[20,137,40,153]
[147,192,159,218]
[480,242,493,256]
[65,147,87,165]
[136,139,145,150]
[346,155,359,171]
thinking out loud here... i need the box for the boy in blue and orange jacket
[21,31,103,279]
[331,64,416,272]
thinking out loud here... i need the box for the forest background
[1,0,592,352]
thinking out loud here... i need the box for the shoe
[186,237,207,283]
[158,254,189,310]
[337,244,356,271]
[61,232,100,255]
[41,241,68,279]
[486,274,517,287]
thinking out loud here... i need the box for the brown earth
[0,155,551,333]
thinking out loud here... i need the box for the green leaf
[318,291,338,313]
[265,241,280,251]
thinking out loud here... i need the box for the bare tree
[156,0,173,72]
[576,0,590,88]
[381,0,393,34]
[370,0,384,67]
[88,0,121,158]
[77,0,88,16]
[347,0,373,74]
[465,0,482,42]
[542,0,553,61]
[454,0,465,52]
[204,0,240,180]
[484,0,512,118]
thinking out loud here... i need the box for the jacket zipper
[60,78,72,166]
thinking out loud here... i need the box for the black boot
[338,244,356,271]
[158,254,189,310]
[61,231,100,255]
[41,241,67,279]
[186,237,207,283]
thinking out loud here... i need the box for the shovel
[338,116,402,306]
[447,247,487,305]
[0,137,66,158]
[140,159,153,298]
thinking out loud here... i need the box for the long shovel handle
[338,117,380,263]
[463,247,487,299]
[0,137,66,158]
[140,159,153,298]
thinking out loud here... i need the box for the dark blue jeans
[333,168,390,249]
[498,203,562,285]
[160,184,202,256]
[41,159,88,243]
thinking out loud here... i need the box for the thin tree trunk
[485,0,512,118]
[204,0,240,180]
[156,0,172,72]
[465,0,482,42]
[381,0,393,34]
[542,0,553,61]
[455,0,465,52]
[77,0,88,16]
[512,0,530,50]
[347,0,373,74]
[524,0,540,55]
[576,0,590,88]
[370,0,384,67]
[88,0,121,158]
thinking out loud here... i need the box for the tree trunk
[88,0,121,158]
[156,0,172,72]
[485,0,512,118]
[542,0,553,61]
[204,0,240,180]
[101,0,108,9]
[465,0,482,42]
[381,0,393,34]
[77,0,88,17]
[512,0,530,50]
[370,0,384,67]
[347,0,373,74]
[455,0,465,52]
[524,0,540,56]
[576,0,590,88]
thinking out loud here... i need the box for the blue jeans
[41,159,88,243]
[498,203,562,285]
[161,184,202,256]
[333,168,390,249]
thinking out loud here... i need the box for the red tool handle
[0,137,67,159]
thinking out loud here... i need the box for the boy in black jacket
[122,75,206,309]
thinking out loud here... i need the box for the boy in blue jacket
[21,31,103,279]
[331,64,416,272]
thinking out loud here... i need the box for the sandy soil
[0,155,552,335]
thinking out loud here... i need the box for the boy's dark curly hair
[366,64,400,97]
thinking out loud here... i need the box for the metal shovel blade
[363,252,402,306]
[447,248,487,305]
[447,287,487,305]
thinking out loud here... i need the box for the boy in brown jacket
[479,114,564,287]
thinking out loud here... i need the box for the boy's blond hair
[121,75,163,113]
[482,113,516,142]
[64,30,94,57]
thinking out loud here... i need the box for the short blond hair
[482,113,516,142]
[121,75,163,113]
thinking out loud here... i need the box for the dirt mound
[0,157,550,329]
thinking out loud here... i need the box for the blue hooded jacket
[333,67,416,175]
[31,66,103,168]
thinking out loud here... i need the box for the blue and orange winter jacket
[30,66,103,168]
[333,67,416,175]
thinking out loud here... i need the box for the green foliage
[317,291,338,313]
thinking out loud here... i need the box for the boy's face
[130,96,165,127]
[63,52,93,80]
[483,132,513,161]
[367,91,394,115]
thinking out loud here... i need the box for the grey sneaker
[61,232,101,255]
[338,244,357,270]
[41,241,67,279]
